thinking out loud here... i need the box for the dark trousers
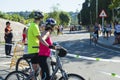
[4,32,13,55]
[5,38,12,55]
[5,44,12,55]
[39,56,51,80]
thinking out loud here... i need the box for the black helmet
[45,18,56,26]
[34,11,44,19]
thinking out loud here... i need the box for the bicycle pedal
[50,75,58,80]
[54,75,58,79]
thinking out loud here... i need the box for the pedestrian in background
[113,21,120,45]
[57,26,60,35]
[4,21,13,57]
[94,22,99,39]
[22,27,27,43]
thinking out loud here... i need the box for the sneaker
[8,54,13,57]
[6,55,11,58]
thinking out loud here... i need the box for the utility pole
[88,0,92,25]
[96,0,98,22]
[112,9,115,23]
[78,4,82,25]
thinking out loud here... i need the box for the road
[0,29,120,80]
[52,30,120,80]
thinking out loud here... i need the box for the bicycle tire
[5,71,28,80]
[94,39,97,46]
[16,57,31,74]
[59,73,85,80]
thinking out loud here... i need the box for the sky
[0,0,85,12]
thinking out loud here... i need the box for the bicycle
[90,32,98,46]
[15,46,56,76]
[5,45,85,80]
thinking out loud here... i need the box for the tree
[29,11,34,19]
[79,0,113,25]
[48,11,60,25]
[80,0,90,25]
[109,0,120,9]
[0,11,4,18]
[59,11,71,26]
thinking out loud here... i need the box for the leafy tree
[48,11,60,25]
[80,0,90,25]
[79,0,113,25]
[29,11,34,19]
[109,0,120,9]
[59,11,71,26]
[0,11,4,18]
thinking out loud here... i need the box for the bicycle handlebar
[32,46,39,48]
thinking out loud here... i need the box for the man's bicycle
[90,32,98,46]
[5,45,85,80]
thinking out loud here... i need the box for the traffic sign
[99,10,107,17]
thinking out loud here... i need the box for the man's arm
[37,35,49,47]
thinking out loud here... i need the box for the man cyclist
[93,22,99,39]
[27,11,54,74]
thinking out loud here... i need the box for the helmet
[34,11,44,19]
[45,18,56,26]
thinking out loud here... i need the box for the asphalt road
[52,30,120,80]
[0,30,120,80]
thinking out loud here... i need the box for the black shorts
[30,53,39,64]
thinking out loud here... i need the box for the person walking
[4,21,13,57]
[22,27,27,43]
[38,18,56,80]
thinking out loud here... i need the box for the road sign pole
[102,17,104,29]
[99,9,107,32]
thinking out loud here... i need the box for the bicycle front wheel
[5,71,28,80]
[16,57,31,74]
[59,73,85,80]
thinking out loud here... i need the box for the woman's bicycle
[5,44,85,80]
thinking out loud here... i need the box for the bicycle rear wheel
[16,57,31,74]
[59,73,85,80]
[5,71,28,80]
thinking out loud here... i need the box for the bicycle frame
[50,51,68,80]
[90,32,98,46]
[25,59,40,80]
[16,47,68,80]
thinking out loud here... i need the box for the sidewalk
[97,35,120,52]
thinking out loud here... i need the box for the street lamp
[78,4,82,24]
[76,9,79,25]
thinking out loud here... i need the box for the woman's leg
[39,56,51,80]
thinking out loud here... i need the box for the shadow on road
[57,38,120,65]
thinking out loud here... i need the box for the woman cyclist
[38,18,56,80]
